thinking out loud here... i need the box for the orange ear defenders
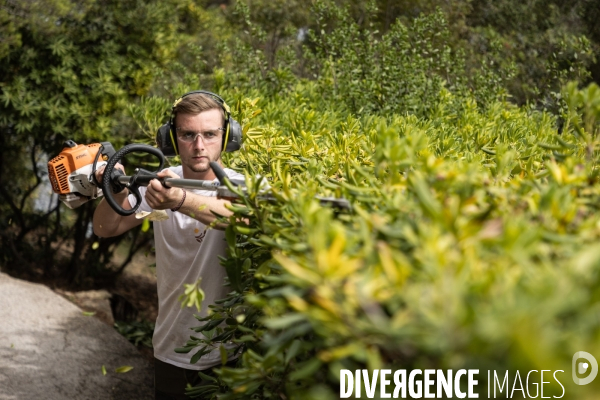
[156,90,242,156]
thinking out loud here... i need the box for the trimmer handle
[102,144,165,216]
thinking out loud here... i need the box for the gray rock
[0,273,153,400]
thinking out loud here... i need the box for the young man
[92,92,244,399]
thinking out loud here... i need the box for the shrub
[163,80,600,398]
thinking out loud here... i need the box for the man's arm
[173,190,233,230]
[93,190,143,237]
[145,170,233,230]
[92,164,143,238]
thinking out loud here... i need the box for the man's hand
[145,169,185,210]
[142,169,236,228]
[94,163,126,194]
[92,162,142,238]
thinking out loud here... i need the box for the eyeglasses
[176,128,225,143]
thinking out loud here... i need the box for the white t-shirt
[129,165,244,370]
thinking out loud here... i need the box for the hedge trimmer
[47,140,351,215]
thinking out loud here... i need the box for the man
[93,91,244,399]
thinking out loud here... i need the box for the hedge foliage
[130,1,600,398]
[160,77,600,398]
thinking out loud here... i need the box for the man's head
[173,94,227,177]
[155,90,242,158]
[172,93,226,132]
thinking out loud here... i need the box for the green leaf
[197,371,218,383]
[115,366,134,373]
[190,346,210,364]
[141,219,150,232]
[178,278,205,312]
[285,340,302,365]
[174,346,195,354]
[288,359,322,381]
[225,260,243,292]
[263,313,306,330]
[219,344,228,365]
[193,318,225,333]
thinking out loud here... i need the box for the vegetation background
[2,0,600,398]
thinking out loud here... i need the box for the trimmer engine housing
[47,140,114,209]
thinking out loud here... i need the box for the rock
[0,272,154,400]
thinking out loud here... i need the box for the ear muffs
[156,90,242,157]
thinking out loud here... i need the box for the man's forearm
[175,192,233,230]
[92,190,133,237]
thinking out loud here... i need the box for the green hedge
[122,2,600,397]
[164,81,600,399]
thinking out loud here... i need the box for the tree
[0,0,202,285]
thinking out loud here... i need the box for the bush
[118,2,600,398]
[161,80,599,398]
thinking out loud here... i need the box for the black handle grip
[102,144,165,216]
[210,161,239,186]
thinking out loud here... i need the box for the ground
[54,249,159,362]
[112,250,159,323]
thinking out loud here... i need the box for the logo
[194,228,206,244]
[572,351,598,385]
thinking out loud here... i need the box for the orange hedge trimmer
[48,140,351,216]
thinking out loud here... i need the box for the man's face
[175,108,224,177]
